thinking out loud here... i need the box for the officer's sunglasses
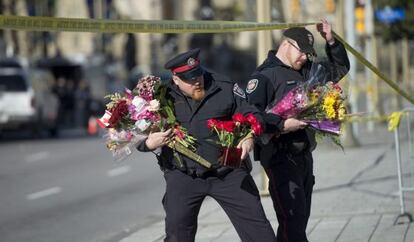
[287,40,315,61]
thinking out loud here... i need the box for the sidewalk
[120,125,414,242]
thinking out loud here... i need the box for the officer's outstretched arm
[282,118,308,133]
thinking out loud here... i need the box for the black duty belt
[188,170,216,179]
[276,141,309,155]
[185,166,233,179]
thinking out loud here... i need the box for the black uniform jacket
[247,39,350,168]
[139,70,267,174]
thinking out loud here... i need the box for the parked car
[0,67,59,137]
[0,67,36,134]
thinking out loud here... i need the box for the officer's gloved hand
[145,129,173,150]
[282,118,308,133]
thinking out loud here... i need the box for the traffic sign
[375,6,405,24]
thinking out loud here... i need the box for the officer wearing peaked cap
[137,48,277,242]
[164,48,204,80]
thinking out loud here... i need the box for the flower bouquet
[265,63,347,147]
[98,75,210,167]
[207,113,263,168]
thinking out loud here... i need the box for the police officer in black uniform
[244,19,350,242]
[137,48,276,242]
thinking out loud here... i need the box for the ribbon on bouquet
[166,142,212,168]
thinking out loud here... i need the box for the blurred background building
[0,0,413,137]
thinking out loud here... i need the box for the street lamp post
[343,0,360,147]
[256,0,272,196]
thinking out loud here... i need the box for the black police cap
[164,48,204,80]
[283,27,316,55]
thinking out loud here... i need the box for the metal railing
[393,107,414,224]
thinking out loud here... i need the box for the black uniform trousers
[162,168,276,242]
[265,150,314,242]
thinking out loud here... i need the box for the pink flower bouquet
[98,75,203,164]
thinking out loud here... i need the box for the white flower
[132,96,147,113]
[135,119,151,132]
[148,99,160,112]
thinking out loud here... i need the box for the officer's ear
[172,75,181,85]
[280,38,290,48]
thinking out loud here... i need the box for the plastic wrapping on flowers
[98,75,210,165]
[98,75,164,161]
[264,63,348,148]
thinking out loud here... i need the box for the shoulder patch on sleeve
[246,79,259,94]
[233,83,246,99]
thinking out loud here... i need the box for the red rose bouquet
[207,113,263,167]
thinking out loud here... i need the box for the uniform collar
[266,50,290,68]
[255,50,288,71]
[259,50,311,72]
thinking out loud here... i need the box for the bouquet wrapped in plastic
[98,75,210,167]
[265,63,347,147]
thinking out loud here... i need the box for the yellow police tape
[332,32,414,105]
[0,15,413,106]
[0,15,315,33]
[345,114,388,123]
[344,111,408,131]
[387,112,406,131]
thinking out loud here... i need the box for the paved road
[0,135,166,242]
[2,124,414,242]
[121,124,414,242]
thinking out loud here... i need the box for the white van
[0,68,36,132]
